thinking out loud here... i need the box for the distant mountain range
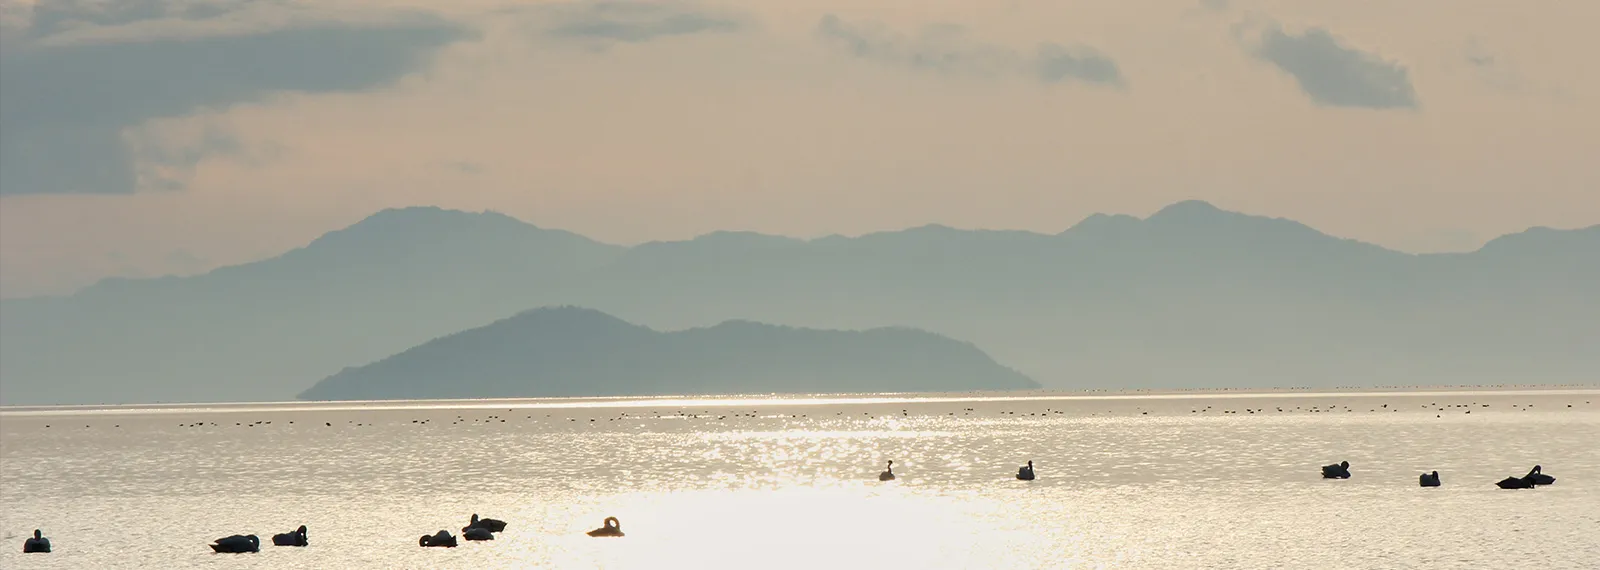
[1,200,1595,405]
[297,306,1038,400]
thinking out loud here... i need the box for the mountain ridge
[2,200,1594,405]
[23,201,1595,300]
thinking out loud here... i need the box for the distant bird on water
[463,527,495,541]
[419,530,457,547]
[1419,471,1440,487]
[879,460,896,481]
[587,517,624,537]
[23,529,50,553]
[271,525,307,546]
[464,513,507,533]
[1524,465,1556,486]
[1016,460,1036,481]
[1321,461,1351,479]
[210,534,260,553]
[1496,475,1534,489]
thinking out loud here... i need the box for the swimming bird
[1321,461,1351,479]
[419,530,457,547]
[1496,475,1535,489]
[464,513,507,533]
[1016,460,1036,481]
[463,527,495,541]
[1419,471,1441,487]
[1524,465,1556,486]
[271,525,307,547]
[879,460,896,481]
[22,529,50,553]
[210,534,260,553]
[587,517,624,537]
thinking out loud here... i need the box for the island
[296,306,1039,400]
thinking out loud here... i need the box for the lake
[3,388,1598,569]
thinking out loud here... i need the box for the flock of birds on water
[17,460,1562,555]
[15,396,1586,555]
[1313,461,1556,490]
[21,514,622,554]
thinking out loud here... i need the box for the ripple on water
[2,390,1598,569]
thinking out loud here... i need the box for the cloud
[1034,43,1124,86]
[815,14,1123,87]
[0,0,474,196]
[1249,26,1417,110]
[538,1,742,44]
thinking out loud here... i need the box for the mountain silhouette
[296,306,1038,400]
[1,201,1594,405]
[0,206,622,404]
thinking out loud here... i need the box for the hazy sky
[1,0,1597,298]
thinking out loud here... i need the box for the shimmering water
[3,389,1598,569]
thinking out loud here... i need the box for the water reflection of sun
[548,486,1054,569]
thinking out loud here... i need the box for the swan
[271,525,307,547]
[210,534,260,553]
[463,527,495,541]
[1525,465,1556,486]
[587,517,624,537]
[419,530,457,547]
[1321,461,1351,479]
[1496,476,1535,489]
[878,460,895,481]
[23,529,50,553]
[464,513,507,533]
[1016,460,1036,481]
[1419,471,1440,487]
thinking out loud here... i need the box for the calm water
[3,389,1598,569]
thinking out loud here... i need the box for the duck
[1321,460,1351,479]
[1524,465,1556,486]
[1016,460,1036,481]
[464,513,507,533]
[878,460,896,481]
[419,530,457,547]
[587,517,624,537]
[271,525,308,547]
[463,527,495,541]
[210,534,260,553]
[1419,471,1440,487]
[22,529,50,553]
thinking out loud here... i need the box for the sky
[1,0,1597,298]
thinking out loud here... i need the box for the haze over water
[4,388,1598,569]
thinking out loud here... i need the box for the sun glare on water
[541,486,1051,568]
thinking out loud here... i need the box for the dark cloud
[1034,43,1124,86]
[0,1,474,196]
[814,14,1124,87]
[1251,26,1417,110]
[541,1,741,43]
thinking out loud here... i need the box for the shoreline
[4,383,1596,416]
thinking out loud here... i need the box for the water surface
[4,389,1598,568]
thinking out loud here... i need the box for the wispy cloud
[815,14,1123,87]
[1249,25,1417,110]
[539,1,742,44]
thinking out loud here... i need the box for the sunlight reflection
[552,487,1040,569]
